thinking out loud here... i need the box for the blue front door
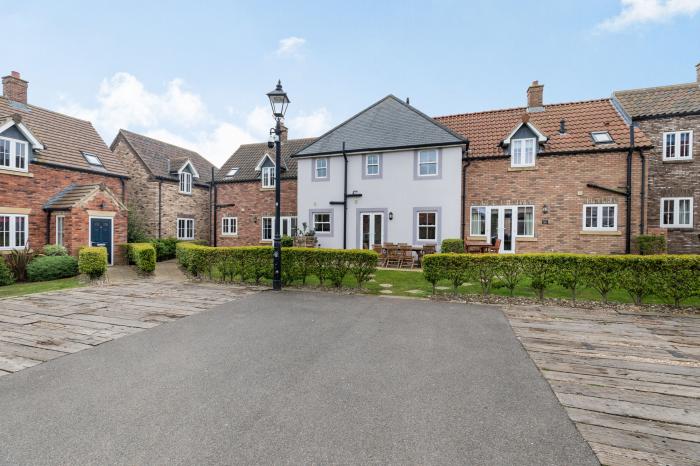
[90,218,113,264]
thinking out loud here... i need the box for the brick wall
[464,150,644,254]
[635,115,700,254]
[215,179,297,246]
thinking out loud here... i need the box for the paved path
[504,304,700,466]
[0,292,596,465]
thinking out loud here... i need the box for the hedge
[79,247,108,279]
[42,244,68,256]
[126,243,156,273]
[151,237,179,261]
[176,243,377,287]
[0,257,14,286]
[637,234,667,255]
[423,253,700,307]
[27,255,79,282]
[441,238,464,254]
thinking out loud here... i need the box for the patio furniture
[384,244,402,268]
[486,239,501,253]
[399,244,414,269]
[417,244,436,267]
[372,244,387,267]
[465,241,492,253]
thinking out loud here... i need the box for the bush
[26,255,79,282]
[127,203,151,243]
[553,254,590,303]
[523,254,557,301]
[151,237,178,261]
[583,256,623,303]
[79,247,108,279]
[6,245,32,282]
[281,235,294,247]
[42,244,68,256]
[126,243,156,273]
[653,256,700,306]
[637,235,667,255]
[441,238,464,254]
[422,253,469,294]
[496,255,524,296]
[0,257,15,286]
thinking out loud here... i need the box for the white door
[280,217,298,237]
[487,207,516,253]
[361,213,383,249]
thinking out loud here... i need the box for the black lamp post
[266,80,290,291]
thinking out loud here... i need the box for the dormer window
[82,151,103,167]
[262,166,275,188]
[0,137,28,172]
[179,171,192,194]
[511,138,536,167]
[591,131,613,144]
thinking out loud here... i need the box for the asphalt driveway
[0,291,597,465]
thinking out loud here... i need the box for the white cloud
[276,36,306,57]
[598,0,700,31]
[287,108,332,137]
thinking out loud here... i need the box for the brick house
[0,71,129,264]
[214,128,314,245]
[613,63,700,254]
[111,130,215,243]
[436,81,652,254]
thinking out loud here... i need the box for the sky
[6,0,700,167]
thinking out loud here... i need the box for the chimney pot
[11,71,20,78]
[527,80,544,110]
[696,62,700,83]
[2,71,28,104]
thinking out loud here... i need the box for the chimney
[2,71,28,104]
[696,62,700,83]
[279,122,288,142]
[527,80,544,110]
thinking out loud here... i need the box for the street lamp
[266,80,290,291]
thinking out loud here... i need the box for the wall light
[389,212,394,220]
[542,205,549,214]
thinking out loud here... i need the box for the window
[82,151,103,167]
[417,150,438,176]
[661,197,693,228]
[225,168,239,178]
[583,204,617,231]
[261,166,275,188]
[0,214,28,250]
[517,206,535,236]
[314,159,328,179]
[260,216,297,241]
[179,172,192,194]
[177,218,194,240]
[366,154,380,176]
[663,131,693,160]
[0,137,29,172]
[591,131,613,144]
[417,211,437,241]
[222,217,237,236]
[470,207,486,236]
[313,213,331,233]
[261,217,273,241]
[56,215,64,246]
[511,138,536,167]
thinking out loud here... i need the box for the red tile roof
[435,99,651,157]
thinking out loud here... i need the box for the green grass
[0,277,83,298]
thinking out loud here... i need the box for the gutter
[292,141,467,158]
[32,160,130,179]
[625,121,634,254]
[461,143,470,242]
[342,142,348,249]
[158,181,162,238]
[640,149,645,235]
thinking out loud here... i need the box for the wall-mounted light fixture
[99,202,106,209]
[542,205,549,214]
[389,211,394,220]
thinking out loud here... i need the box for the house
[613,62,700,254]
[436,81,652,254]
[214,127,314,245]
[292,95,467,250]
[0,71,128,264]
[111,130,215,243]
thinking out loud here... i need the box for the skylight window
[82,151,104,166]
[225,168,239,177]
[591,132,613,144]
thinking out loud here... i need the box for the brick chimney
[2,71,28,104]
[527,80,544,110]
[696,62,700,83]
[279,122,288,142]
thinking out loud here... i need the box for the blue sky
[6,0,700,166]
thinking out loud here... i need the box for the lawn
[0,277,83,299]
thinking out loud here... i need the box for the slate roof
[435,98,651,157]
[216,138,316,182]
[294,95,466,157]
[613,82,700,119]
[0,96,128,177]
[43,183,124,210]
[114,129,216,184]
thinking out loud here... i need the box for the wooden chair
[384,245,402,268]
[372,244,386,267]
[486,239,501,254]
[398,244,414,269]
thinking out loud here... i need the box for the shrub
[618,256,656,305]
[127,203,151,243]
[79,247,108,279]
[496,255,524,296]
[523,254,557,301]
[151,237,179,261]
[583,256,623,303]
[653,256,700,307]
[42,244,68,256]
[422,253,469,294]
[6,244,33,282]
[281,235,294,247]
[441,238,464,254]
[470,254,500,296]
[0,257,15,286]
[637,234,667,255]
[126,243,156,273]
[26,255,79,282]
[554,254,591,304]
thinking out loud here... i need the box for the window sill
[179,192,192,196]
[579,230,621,236]
[508,166,537,172]
[662,158,693,163]
[516,236,537,242]
[260,187,276,191]
[0,168,33,177]
[221,233,239,237]
[660,226,694,231]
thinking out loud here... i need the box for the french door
[361,212,383,249]
[487,207,515,253]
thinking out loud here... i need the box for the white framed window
[261,166,275,188]
[261,217,273,241]
[511,138,536,167]
[470,206,486,236]
[313,212,331,233]
[583,204,617,231]
[417,211,437,240]
[663,131,693,160]
[366,154,380,176]
[417,149,438,176]
[661,197,693,228]
[517,206,535,236]
[179,172,192,194]
[0,137,29,172]
[314,158,328,179]
[222,217,238,236]
[260,216,297,241]
[0,214,28,250]
[177,218,195,240]
[56,215,64,246]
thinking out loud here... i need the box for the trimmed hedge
[441,238,464,254]
[423,253,700,307]
[0,257,14,286]
[126,243,156,273]
[42,244,68,256]
[176,243,377,288]
[151,237,179,261]
[79,247,108,279]
[27,255,79,282]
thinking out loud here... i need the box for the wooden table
[464,242,492,253]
